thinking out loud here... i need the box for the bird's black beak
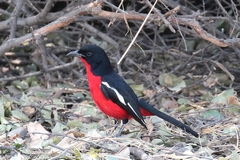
[67,50,85,57]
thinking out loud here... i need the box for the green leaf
[159,73,186,91]
[67,120,83,128]
[223,127,237,136]
[52,136,61,144]
[74,148,82,158]
[82,106,97,117]
[177,98,190,105]
[86,148,99,159]
[52,98,64,108]
[88,36,108,50]
[201,91,214,101]
[42,138,54,148]
[157,125,171,137]
[159,24,167,33]
[0,100,5,118]
[105,155,123,160]
[175,104,193,112]
[0,125,7,133]
[130,84,144,96]
[211,89,234,104]
[12,80,29,90]
[33,89,54,98]
[14,143,22,149]
[227,107,240,115]
[169,80,186,91]
[18,92,30,106]
[231,150,240,160]
[11,110,29,121]
[124,79,134,84]
[52,122,67,133]
[6,86,22,95]
[185,40,197,50]
[1,117,9,125]
[26,76,38,87]
[151,139,164,145]
[203,109,224,120]
[52,109,59,122]
[57,83,74,89]
[72,92,84,99]
[0,94,12,118]
[84,122,99,130]
[41,106,53,126]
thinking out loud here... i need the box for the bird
[67,44,199,137]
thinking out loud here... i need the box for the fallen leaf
[27,121,49,149]
[211,89,234,104]
[22,106,35,115]
[162,98,178,109]
[49,133,78,154]
[143,89,155,98]
[10,152,24,160]
[159,73,186,91]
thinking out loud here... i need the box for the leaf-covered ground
[1,72,240,160]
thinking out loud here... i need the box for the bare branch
[40,0,54,17]
[9,0,26,39]
[0,1,103,56]
[144,0,175,33]
[79,22,119,48]
[0,0,239,58]
[0,8,11,16]
[0,60,78,82]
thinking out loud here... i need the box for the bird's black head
[67,44,113,76]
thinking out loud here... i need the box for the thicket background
[0,0,240,159]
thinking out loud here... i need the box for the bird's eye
[86,52,92,57]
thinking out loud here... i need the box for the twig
[0,1,103,56]
[26,0,41,13]
[51,53,82,78]
[214,0,238,29]
[144,0,175,33]
[175,16,188,50]
[40,0,54,17]
[50,149,70,160]
[103,0,126,13]
[79,22,119,49]
[0,60,78,82]
[117,0,158,65]
[0,8,11,16]
[0,58,31,65]
[49,143,74,155]
[9,0,26,39]
[31,132,116,153]
[33,36,51,84]
[0,145,18,154]
[168,16,240,47]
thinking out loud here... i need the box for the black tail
[138,99,199,137]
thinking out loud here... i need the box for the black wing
[100,71,147,128]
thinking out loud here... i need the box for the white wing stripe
[101,82,126,105]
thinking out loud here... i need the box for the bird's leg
[116,119,128,137]
[109,119,119,134]
[108,119,121,136]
